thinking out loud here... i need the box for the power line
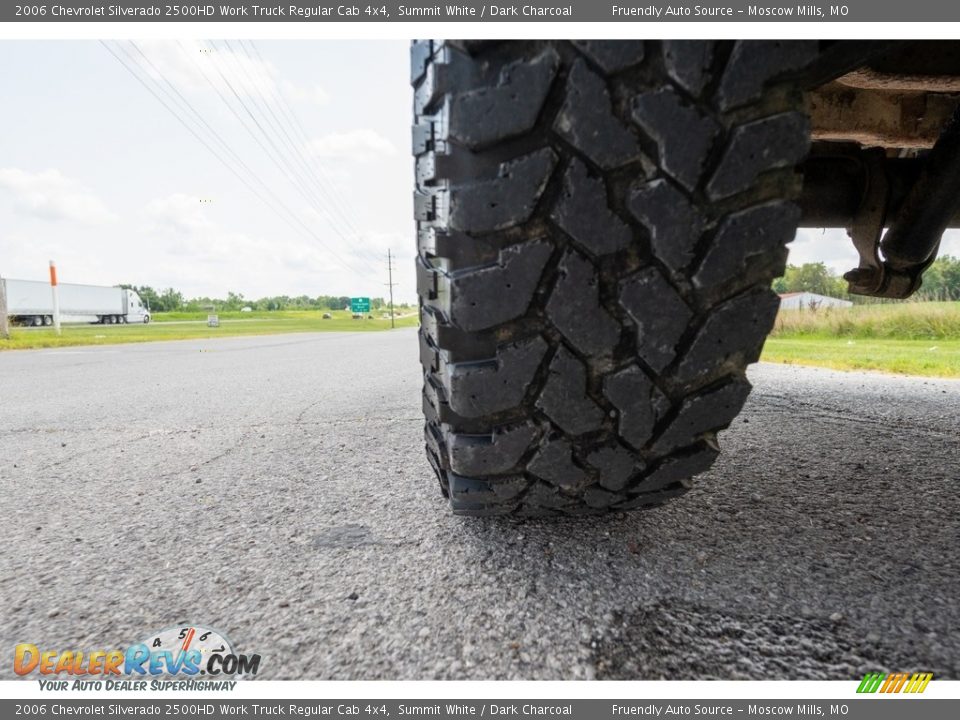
[126,40,335,258]
[226,41,352,230]
[222,40,387,270]
[126,40,277,200]
[116,41,356,275]
[203,43,339,227]
[102,40,373,283]
[203,39,381,276]
[169,39,376,279]
[244,40,385,265]
[103,42,262,201]
[245,41,349,202]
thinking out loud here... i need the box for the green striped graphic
[857,672,886,693]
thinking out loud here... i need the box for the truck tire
[413,40,814,516]
[43,315,53,326]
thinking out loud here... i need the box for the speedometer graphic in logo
[147,625,234,659]
[140,625,259,678]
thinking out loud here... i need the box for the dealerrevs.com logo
[15,625,261,690]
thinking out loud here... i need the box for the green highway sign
[350,297,371,313]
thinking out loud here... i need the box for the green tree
[920,255,960,300]
[776,263,848,297]
[158,288,184,311]
[119,284,165,311]
[220,291,245,310]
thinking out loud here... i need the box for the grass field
[0,310,418,351]
[4,300,959,378]
[154,309,415,322]
[762,338,960,378]
[763,301,960,377]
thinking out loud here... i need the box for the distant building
[778,292,853,310]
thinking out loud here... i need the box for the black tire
[413,40,815,516]
[43,315,53,326]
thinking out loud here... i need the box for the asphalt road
[1,330,958,680]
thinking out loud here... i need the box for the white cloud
[789,228,960,275]
[144,193,214,236]
[939,230,960,259]
[0,168,117,225]
[281,78,330,106]
[788,228,859,274]
[123,40,329,109]
[0,40,417,302]
[137,193,369,297]
[307,129,397,163]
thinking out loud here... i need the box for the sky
[0,40,957,304]
[0,40,415,302]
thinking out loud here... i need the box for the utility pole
[0,274,9,340]
[385,249,397,329]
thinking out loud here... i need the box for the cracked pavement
[1,329,958,679]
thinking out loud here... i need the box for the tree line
[118,286,404,313]
[772,255,960,301]
[120,255,960,313]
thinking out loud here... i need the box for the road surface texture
[1,330,958,680]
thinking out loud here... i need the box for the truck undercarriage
[799,41,960,298]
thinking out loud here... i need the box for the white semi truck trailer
[1,279,151,327]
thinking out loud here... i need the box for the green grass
[0,310,418,351]
[6,300,959,377]
[762,337,960,378]
[154,309,413,322]
[763,301,960,377]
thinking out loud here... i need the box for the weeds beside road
[764,301,960,377]
[772,301,960,340]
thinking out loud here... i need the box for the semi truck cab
[123,288,151,325]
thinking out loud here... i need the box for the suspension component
[796,109,960,299]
